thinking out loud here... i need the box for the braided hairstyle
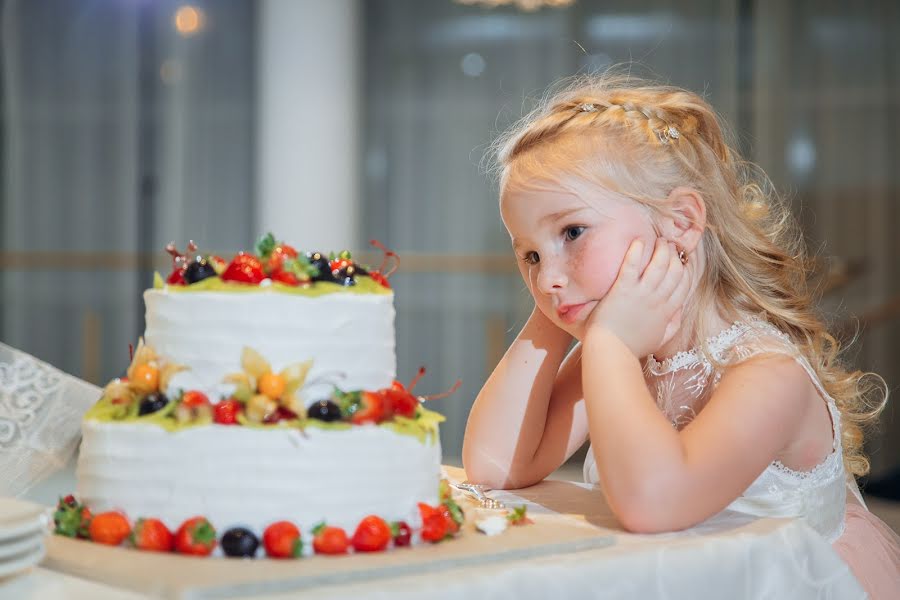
[491,71,887,478]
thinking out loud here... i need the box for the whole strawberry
[339,390,387,425]
[263,521,302,559]
[351,515,391,552]
[174,516,217,556]
[89,511,132,546]
[130,518,173,552]
[418,502,448,543]
[311,523,349,555]
[53,495,92,539]
[214,398,242,425]
[221,252,266,284]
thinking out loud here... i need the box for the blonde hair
[491,70,888,477]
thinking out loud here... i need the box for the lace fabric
[583,318,852,542]
[0,342,101,497]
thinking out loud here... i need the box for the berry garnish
[174,517,217,556]
[213,398,242,425]
[418,503,448,543]
[307,399,342,422]
[307,251,333,282]
[506,505,533,526]
[131,363,160,394]
[391,521,412,547]
[130,518,173,552]
[89,511,131,546]
[311,523,349,555]
[365,239,399,289]
[263,521,302,559]
[175,390,213,423]
[209,255,228,275]
[258,372,286,400]
[351,516,391,552]
[138,392,169,416]
[183,256,218,284]
[53,496,92,539]
[221,527,260,558]
[334,264,358,287]
[337,389,387,425]
[271,270,301,286]
[165,240,197,286]
[221,252,266,284]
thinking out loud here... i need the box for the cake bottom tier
[76,421,442,534]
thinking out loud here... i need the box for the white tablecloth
[0,464,866,599]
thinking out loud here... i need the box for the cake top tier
[158,233,395,295]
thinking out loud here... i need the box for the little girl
[462,72,900,597]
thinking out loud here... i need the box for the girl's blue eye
[565,226,585,241]
[523,251,540,265]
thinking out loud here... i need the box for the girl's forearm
[581,328,685,524]
[462,309,572,486]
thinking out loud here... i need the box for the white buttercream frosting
[143,288,396,401]
[76,420,441,534]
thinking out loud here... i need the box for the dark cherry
[307,399,343,422]
[393,521,412,547]
[138,392,169,416]
[221,527,259,558]
[307,251,335,282]
[183,256,218,284]
[334,264,357,287]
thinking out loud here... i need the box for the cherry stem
[128,343,134,362]
[369,239,399,279]
[420,379,462,402]
[407,366,427,393]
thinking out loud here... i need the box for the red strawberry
[181,390,210,408]
[391,521,412,547]
[214,398,241,425]
[311,523,349,555]
[174,517,217,556]
[266,244,298,274]
[351,516,391,552]
[418,502,448,542]
[130,518,173,552]
[263,521,302,558]
[385,387,418,418]
[271,270,301,286]
[350,390,386,425]
[89,511,131,546]
[221,253,266,284]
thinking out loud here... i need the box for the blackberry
[138,392,169,416]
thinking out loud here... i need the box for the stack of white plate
[0,497,49,579]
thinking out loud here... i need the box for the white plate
[0,497,46,527]
[0,498,49,543]
[0,533,43,561]
[0,543,45,579]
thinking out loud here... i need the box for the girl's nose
[535,263,567,295]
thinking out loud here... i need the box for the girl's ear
[662,187,706,253]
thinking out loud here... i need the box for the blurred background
[1,0,898,492]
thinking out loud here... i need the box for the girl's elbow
[607,481,683,534]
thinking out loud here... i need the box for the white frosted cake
[70,236,450,555]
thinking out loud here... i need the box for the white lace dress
[582,319,900,597]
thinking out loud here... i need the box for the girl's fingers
[640,238,670,287]
[619,238,644,282]
[668,263,692,307]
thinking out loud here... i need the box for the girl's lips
[557,302,589,324]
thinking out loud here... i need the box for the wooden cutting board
[43,477,616,599]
